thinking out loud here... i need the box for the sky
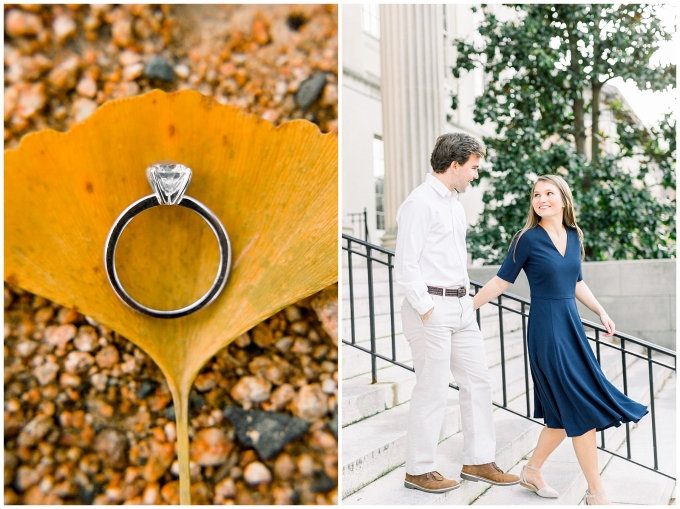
[607,3,677,127]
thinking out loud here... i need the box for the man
[394,132,520,493]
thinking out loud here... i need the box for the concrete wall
[468,259,676,350]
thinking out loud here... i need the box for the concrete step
[471,356,675,505]
[342,395,463,498]
[343,410,542,504]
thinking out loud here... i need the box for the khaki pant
[401,294,496,475]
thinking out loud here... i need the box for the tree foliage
[452,4,676,263]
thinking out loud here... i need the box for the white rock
[243,462,272,485]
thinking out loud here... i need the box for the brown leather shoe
[404,471,460,493]
[460,462,520,486]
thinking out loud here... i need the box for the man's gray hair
[430,132,486,173]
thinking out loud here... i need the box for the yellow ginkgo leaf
[4,89,338,504]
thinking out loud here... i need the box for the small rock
[112,17,133,47]
[34,360,59,385]
[223,406,310,460]
[190,428,233,466]
[76,76,97,98]
[214,477,236,500]
[321,378,337,395]
[268,383,296,411]
[90,372,108,391]
[64,351,95,374]
[292,384,328,421]
[122,62,144,81]
[34,306,54,323]
[174,64,190,79]
[251,323,274,347]
[142,482,160,505]
[284,305,302,322]
[73,98,97,124]
[14,465,42,491]
[16,339,38,358]
[160,480,179,504]
[234,332,251,348]
[194,372,217,392]
[93,428,128,469]
[144,55,175,82]
[311,285,338,345]
[59,372,81,387]
[96,345,119,368]
[53,14,76,43]
[74,325,97,351]
[136,379,157,399]
[16,83,46,120]
[230,376,272,408]
[17,415,53,447]
[164,421,176,443]
[274,453,296,480]
[47,56,80,91]
[311,471,336,493]
[143,439,174,482]
[295,72,327,110]
[243,461,271,486]
[5,9,43,37]
[119,50,140,67]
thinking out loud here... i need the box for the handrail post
[621,337,631,459]
[596,329,605,449]
[498,295,507,407]
[366,244,377,384]
[521,302,530,417]
[347,237,356,345]
[647,348,658,471]
[363,207,369,242]
[388,253,396,361]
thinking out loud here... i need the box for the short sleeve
[575,230,583,282]
[497,232,530,284]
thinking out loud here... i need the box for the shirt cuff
[414,295,435,316]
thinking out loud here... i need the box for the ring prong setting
[146,163,192,205]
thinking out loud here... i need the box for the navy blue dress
[497,226,648,437]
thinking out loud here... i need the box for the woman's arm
[575,280,615,337]
[472,276,511,311]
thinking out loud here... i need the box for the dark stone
[77,483,96,505]
[144,55,175,82]
[189,392,206,410]
[329,409,337,439]
[163,405,176,421]
[294,73,327,110]
[223,406,310,460]
[287,13,308,31]
[93,428,128,469]
[136,380,157,400]
[310,471,336,493]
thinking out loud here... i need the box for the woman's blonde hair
[512,174,585,261]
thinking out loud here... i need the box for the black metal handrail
[342,233,676,481]
[346,208,369,242]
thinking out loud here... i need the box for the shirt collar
[426,173,457,199]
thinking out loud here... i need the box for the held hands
[600,313,615,337]
[421,307,434,324]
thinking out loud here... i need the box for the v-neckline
[538,224,568,258]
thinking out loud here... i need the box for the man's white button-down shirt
[395,173,469,315]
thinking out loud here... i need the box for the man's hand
[421,307,434,324]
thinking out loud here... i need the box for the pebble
[230,376,272,408]
[292,384,329,421]
[174,64,190,79]
[96,344,119,368]
[190,428,233,466]
[90,372,108,391]
[267,383,296,411]
[119,49,141,66]
[34,360,59,385]
[45,324,76,350]
[5,9,43,36]
[223,406,310,460]
[93,428,129,469]
[76,76,98,98]
[122,62,145,81]
[16,83,46,121]
[295,72,327,110]
[48,56,81,91]
[143,439,174,482]
[243,461,272,486]
[144,55,175,82]
[274,453,296,480]
[72,98,97,124]
[321,377,337,394]
[16,339,38,358]
[73,325,98,351]
[59,372,81,387]
[142,482,160,504]
[214,477,236,500]
[251,323,274,347]
[53,14,77,43]
[194,372,217,392]
[164,421,176,443]
[64,351,95,374]
[17,415,53,447]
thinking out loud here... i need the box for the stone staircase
[341,264,676,505]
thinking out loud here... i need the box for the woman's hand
[472,276,511,311]
[600,313,615,337]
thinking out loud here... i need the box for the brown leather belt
[427,286,467,298]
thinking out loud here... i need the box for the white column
[380,4,446,249]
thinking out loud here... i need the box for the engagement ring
[104,164,231,318]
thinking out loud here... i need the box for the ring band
[104,164,231,318]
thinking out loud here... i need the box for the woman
[472,175,647,505]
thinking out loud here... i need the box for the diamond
[146,164,192,205]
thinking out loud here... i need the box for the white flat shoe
[519,464,559,498]
[585,490,611,505]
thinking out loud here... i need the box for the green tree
[452,4,676,263]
